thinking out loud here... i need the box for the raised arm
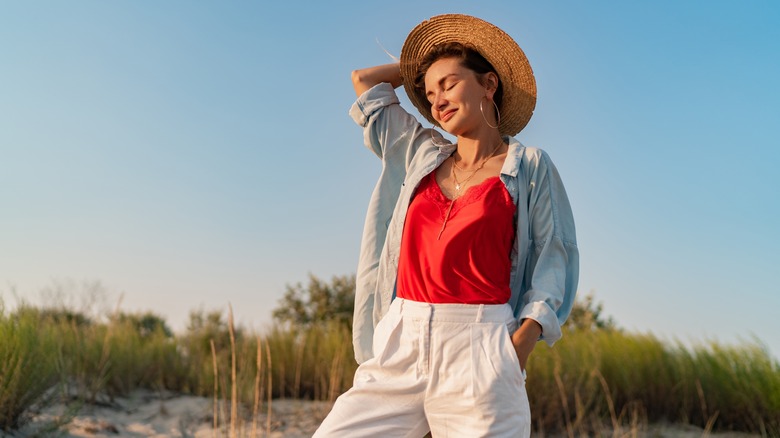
[351,63,403,97]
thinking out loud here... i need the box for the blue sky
[2,2,779,359]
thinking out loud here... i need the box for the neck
[454,132,505,167]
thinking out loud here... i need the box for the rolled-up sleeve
[349,83,400,127]
[348,83,435,167]
[518,149,579,346]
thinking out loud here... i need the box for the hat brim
[400,14,536,136]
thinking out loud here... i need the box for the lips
[439,109,457,122]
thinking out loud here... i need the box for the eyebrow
[426,73,459,96]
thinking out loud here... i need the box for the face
[423,57,497,136]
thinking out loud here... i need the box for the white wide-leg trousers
[314,298,531,438]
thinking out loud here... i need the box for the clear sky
[2,2,779,359]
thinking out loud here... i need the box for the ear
[482,71,499,100]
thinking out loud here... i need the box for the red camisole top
[396,171,516,304]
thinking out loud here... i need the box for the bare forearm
[351,63,403,97]
[511,319,542,371]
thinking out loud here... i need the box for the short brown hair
[412,42,504,115]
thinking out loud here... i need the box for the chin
[440,117,481,137]
[438,120,463,136]
[442,124,472,138]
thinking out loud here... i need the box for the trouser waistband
[389,298,514,324]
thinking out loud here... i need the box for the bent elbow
[351,69,374,97]
[352,70,361,85]
[351,69,365,87]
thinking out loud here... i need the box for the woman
[315,14,578,437]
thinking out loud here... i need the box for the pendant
[455,183,461,191]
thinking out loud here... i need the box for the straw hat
[400,14,537,136]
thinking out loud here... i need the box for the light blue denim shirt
[349,83,579,364]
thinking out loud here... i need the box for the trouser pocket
[470,322,525,402]
[371,310,404,366]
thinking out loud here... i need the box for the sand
[2,391,762,437]
[4,390,333,437]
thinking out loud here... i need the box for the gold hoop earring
[480,98,501,129]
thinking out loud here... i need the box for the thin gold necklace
[437,139,504,240]
[451,139,504,194]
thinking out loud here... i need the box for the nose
[432,91,448,111]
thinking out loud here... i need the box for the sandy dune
[4,390,332,437]
[2,390,762,437]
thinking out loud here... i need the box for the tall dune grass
[0,308,58,430]
[0,303,777,435]
[527,329,780,436]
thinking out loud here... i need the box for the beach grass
[0,302,778,436]
[527,329,780,436]
[0,306,58,431]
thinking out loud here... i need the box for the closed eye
[426,84,457,104]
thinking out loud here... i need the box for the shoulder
[519,146,563,181]
[504,138,554,175]
[521,146,553,165]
